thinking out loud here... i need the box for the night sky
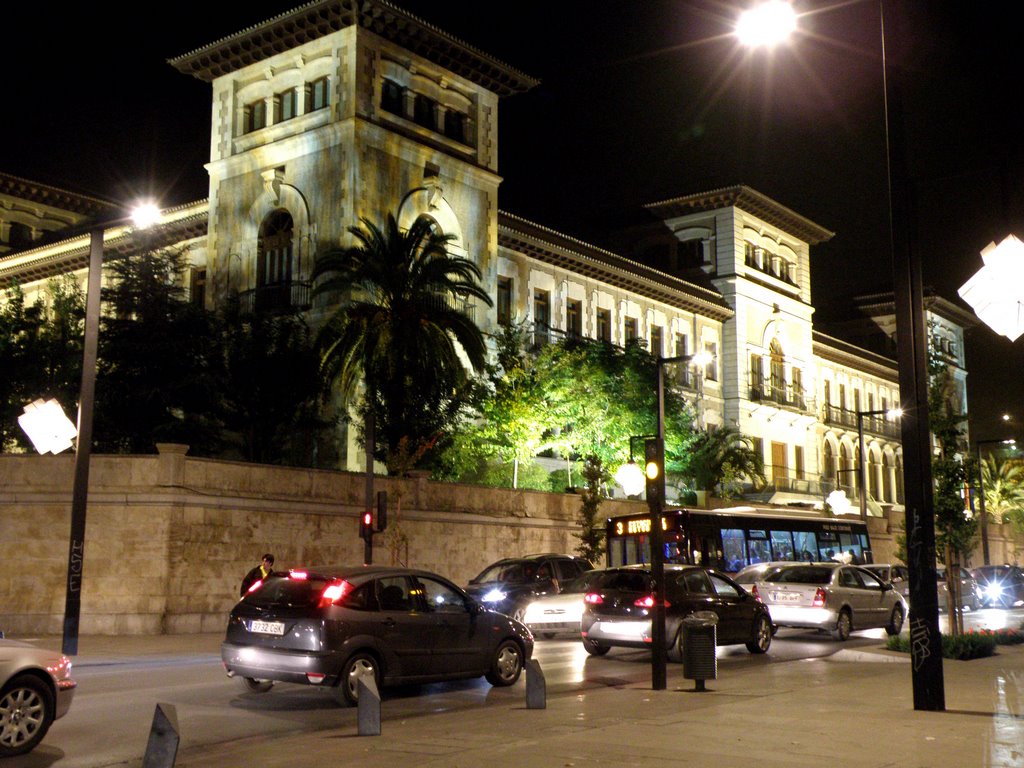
[5,1,1023,440]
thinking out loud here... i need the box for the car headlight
[483,588,508,603]
[983,583,1004,602]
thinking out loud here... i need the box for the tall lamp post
[648,350,712,690]
[62,203,160,656]
[975,437,1018,566]
[856,408,902,522]
[738,0,944,711]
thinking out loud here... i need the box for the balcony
[238,281,311,314]
[821,405,902,439]
[748,377,811,412]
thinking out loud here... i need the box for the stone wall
[1,446,1017,636]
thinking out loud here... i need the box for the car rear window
[765,566,832,585]
[592,570,650,591]
[474,562,537,583]
[245,575,331,607]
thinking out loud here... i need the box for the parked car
[749,562,905,640]
[862,563,910,600]
[0,638,76,757]
[522,568,607,638]
[732,561,792,587]
[580,565,774,657]
[221,564,534,706]
[464,553,593,622]
[936,566,980,612]
[970,564,1024,608]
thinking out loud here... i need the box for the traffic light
[376,491,388,532]
[360,510,373,541]
[644,438,663,509]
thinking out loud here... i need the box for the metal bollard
[141,703,180,768]
[357,676,381,736]
[526,659,546,709]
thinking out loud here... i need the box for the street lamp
[649,350,712,690]
[614,435,656,498]
[958,235,1024,342]
[738,0,945,711]
[18,398,78,455]
[856,408,902,522]
[62,203,160,656]
[975,437,1018,566]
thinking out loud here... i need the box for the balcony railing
[748,376,811,412]
[820,405,902,439]
[239,281,312,314]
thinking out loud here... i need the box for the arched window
[868,448,880,501]
[823,441,835,490]
[883,453,895,503]
[895,455,905,504]
[769,338,785,396]
[839,443,852,493]
[256,210,294,311]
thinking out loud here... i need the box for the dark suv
[970,564,1024,608]
[465,553,593,622]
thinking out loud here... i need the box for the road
[9,606,1019,768]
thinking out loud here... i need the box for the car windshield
[764,565,833,585]
[735,565,784,583]
[560,572,597,594]
[474,561,537,584]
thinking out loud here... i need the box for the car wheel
[485,640,524,686]
[0,674,54,757]
[885,604,905,636]
[746,614,773,654]
[241,677,273,693]
[336,652,379,707]
[582,637,610,656]
[831,609,852,641]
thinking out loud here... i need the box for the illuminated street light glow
[131,202,162,230]
[615,460,646,497]
[736,0,797,48]
[18,398,78,454]
[958,234,1024,341]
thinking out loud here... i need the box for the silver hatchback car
[0,639,76,757]
[750,562,906,641]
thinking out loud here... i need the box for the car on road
[579,564,774,658]
[0,638,76,757]
[464,553,593,623]
[748,562,905,641]
[970,564,1024,608]
[522,568,609,638]
[732,561,791,588]
[221,564,534,706]
[936,566,980,612]
[862,563,910,600]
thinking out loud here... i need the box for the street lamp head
[18,398,77,455]
[736,1,797,48]
[886,407,903,419]
[130,202,162,230]
[689,350,713,369]
[958,234,1024,342]
[615,460,646,498]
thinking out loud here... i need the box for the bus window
[747,537,771,565]
[770,530,795,561]
[793,531,818,561]
[722,529,745,571]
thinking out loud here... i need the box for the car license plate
[772,592,800,603]
[249,620,285,635]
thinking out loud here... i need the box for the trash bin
[681,611,718,691]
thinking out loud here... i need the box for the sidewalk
[15,633,1024,767]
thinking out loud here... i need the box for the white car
[0,638,77,757]
[522,570,603,639]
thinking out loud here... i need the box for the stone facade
[4,446,1015,636]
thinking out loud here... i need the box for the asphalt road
[9,606,1020,768]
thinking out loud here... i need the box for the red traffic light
[360,511,373,540]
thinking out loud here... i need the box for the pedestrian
[240,553,275,596]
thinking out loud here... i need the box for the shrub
[885,631,998,660]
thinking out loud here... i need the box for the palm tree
[311,211,492,471]
[681,424,766,498]
[981,455,1024,524]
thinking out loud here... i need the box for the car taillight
[584,592,604,605]
[246,579,262,593]
[633,595,671,608]
[290,570,308,580]
[813,587,827,607]
[319,579,352,608]
[750,584,761,601]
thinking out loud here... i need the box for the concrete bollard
[526,659,546,709]
[141,703,180,768]
[357,676,381,736]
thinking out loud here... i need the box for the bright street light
[735,0,797,48]
[18,398,77,455]
[957,234,1024,342]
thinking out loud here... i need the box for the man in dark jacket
[240,553,275,596]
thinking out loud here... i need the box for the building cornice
[168,0,540,97]
[644,184,835,246]
[852,290,979,330]
[498,211,734,323]
[0,201,209,288]
[813,330,898,380]
[0,172,119,219]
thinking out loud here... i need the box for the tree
[94,245,222,454]
[216,296,326,465]
[678,423,766,497]
[312,212,492,472]
[576,455,608,564]
[980,455,1024,524]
